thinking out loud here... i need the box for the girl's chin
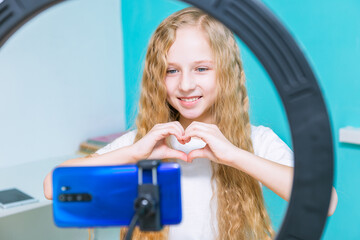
[179,111,206,121]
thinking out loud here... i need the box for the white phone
[0,188,38,209]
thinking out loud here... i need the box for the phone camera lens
[66,195,74,202]
[58,194,66,202]
[76,195,83,201]
[83,193,92,201]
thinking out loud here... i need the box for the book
[87,132,127,145]
[77,132,127,155]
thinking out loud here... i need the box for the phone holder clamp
[135,159,163,231]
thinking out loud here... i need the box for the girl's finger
[184,129,211,144]
[153,123,182,138]
[186,121,211,130]
[187,149,206,162]
[163,123,187,140]
[172,121,185,135]
[168,122,187,143]
[149,147,187,162]
[153,128,183,142]
[185,122,212,136]
[187,146,214,162]
[159,121,185,136]
[164,149,188,162]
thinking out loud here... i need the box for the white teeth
[181,97,200,102]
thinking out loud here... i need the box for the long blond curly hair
[121,7,274,240]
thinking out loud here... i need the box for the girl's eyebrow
[167,60,214,66]
[167,62,180,67]
[193,60,214,64]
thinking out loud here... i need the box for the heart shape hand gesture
[131,121,238,165]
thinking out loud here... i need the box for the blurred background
[0,0,359,239]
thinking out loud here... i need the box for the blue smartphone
[52,162,182,228]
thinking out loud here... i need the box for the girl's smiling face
[165,26,217,127]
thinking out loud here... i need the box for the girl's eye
[167,69,178,74]
[197,67,208,72]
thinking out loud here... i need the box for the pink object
[89,132,127,144]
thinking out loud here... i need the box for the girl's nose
[179,72,196,92]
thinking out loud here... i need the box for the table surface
[0,154,80,218]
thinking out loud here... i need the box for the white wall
[0,1,124,239]
[0,0,125,168]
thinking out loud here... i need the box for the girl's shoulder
[96,129,137,155]
[114,129,138,144]
[251,125,294,167]
[250,125,279,145]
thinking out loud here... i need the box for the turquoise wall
[122,0,190,126]
[121,0,360,239]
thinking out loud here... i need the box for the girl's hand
[184,121,238,165]
[132,121,189,162]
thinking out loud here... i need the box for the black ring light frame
[0,0,334,239]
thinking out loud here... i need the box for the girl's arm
[184,121,338,216]
[225,149,338,216]
[43,145,138,200]
[43,121,188,200]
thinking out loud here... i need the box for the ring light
[0,0,334,239]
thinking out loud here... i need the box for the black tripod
[125,160,163,240]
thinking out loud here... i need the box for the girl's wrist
[104,145,139,165]
[224,147,247,169]
[125,143,144,163]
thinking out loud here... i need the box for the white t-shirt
[96,125,294,240]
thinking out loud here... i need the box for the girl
[44,7,337,240]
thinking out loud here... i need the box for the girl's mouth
[178,96,202,106]
[179,96,202,102]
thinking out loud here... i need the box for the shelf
[339,126,360,145]
[0,154,81,218]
